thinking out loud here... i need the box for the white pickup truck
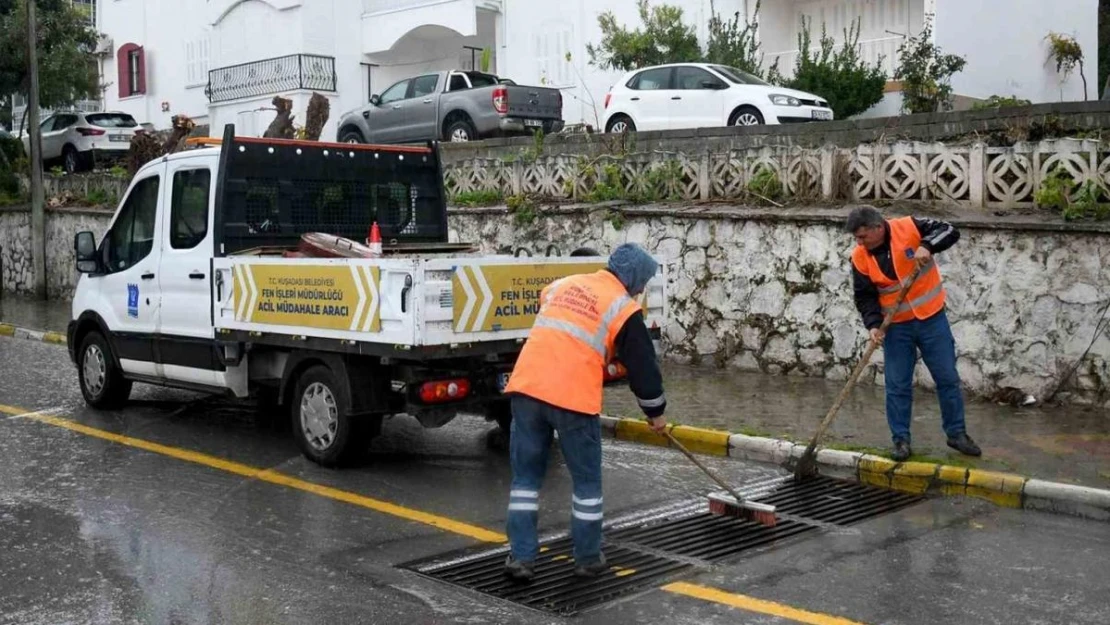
[68,125,667,466]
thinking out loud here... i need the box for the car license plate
[109,134,129,142]
[812,110,833,121]
[497,372,511,392]
[524,119,543,128]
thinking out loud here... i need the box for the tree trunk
[161,114,197,154]
[304,92,330,141]
[263,96,296,139]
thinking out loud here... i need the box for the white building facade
[78,0,1099,136]
[91,0,503,141]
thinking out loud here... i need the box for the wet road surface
[2,336,1109,624]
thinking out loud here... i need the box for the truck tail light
[604,92,612,109]
[76,127,105,136]
[419,378,471,404]
[492,87,508,115]
[604,361,628,382]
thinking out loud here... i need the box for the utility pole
[27,0,46,300]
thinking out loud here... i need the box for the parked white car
[603,63,834,133]
[18,111,141,173]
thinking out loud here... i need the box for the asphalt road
[1,336,1108,625]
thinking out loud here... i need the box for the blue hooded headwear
[607,243,658,296]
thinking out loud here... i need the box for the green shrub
[780,17,887,119]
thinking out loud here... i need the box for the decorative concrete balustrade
[444,138,1110,209]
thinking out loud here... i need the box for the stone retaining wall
[447,205,1110,408]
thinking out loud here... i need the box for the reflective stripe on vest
[531,292,633,361]
[881,282,944,316]
[875,259,936,295]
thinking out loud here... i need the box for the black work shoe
[947,433,982,457]
[504,556,535,582]
[573,553,608,578]
[891,440,912,462]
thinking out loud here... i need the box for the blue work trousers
[506,395,603,565]
[883,309,967,444]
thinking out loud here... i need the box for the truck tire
[339,127,365,144]
[445,118,476,142]
[77,331,132,409]
[292,364,374,467]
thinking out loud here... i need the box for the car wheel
[606,115,635,134]
[77,331,132,409]
[339,128,365,144]
[730,106,765,127]
[63,146,85,174]
[292,364,377,467]
[446,119,476,142]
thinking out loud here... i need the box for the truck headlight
[770,94,801,107]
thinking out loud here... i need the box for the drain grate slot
[399,475,923,616]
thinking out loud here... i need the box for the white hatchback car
[19,111,141,173]
[603,63,833,133]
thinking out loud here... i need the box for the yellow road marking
[663,582,868,625]
[0,405,506,543]
[611,566,637,577]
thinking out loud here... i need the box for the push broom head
[708,492,777,528]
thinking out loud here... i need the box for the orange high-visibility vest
[504,270,643,416]
[851,216,946,324]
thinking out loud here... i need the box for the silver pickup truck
[336,70,564,144]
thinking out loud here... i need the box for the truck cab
[68,126,666,468]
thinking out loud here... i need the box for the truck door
[155,159,227,388]
[406,73,441,141]
[367,78,411,144]
[95,166,165,376]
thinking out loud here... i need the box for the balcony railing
[765,35,904,79]
[205,54,337,104]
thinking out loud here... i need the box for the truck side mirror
[370,94,381,106]
[74,231,99,274]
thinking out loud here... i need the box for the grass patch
[451,189,503,207]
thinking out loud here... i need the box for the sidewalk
[2,295,1107,488]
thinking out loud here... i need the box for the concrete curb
[4,322,1106,522]
[0,323,67,346]
[600,415,1110,523]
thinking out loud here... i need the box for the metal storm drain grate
[399,476,923,616]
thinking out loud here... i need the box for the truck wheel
[339,128,365,144]
[292,364,374,467]
[446,119,476,142]
[77,331,132,409]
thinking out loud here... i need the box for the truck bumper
[498,118,565,135]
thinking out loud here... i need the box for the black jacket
[613,310,666,418]
[852,217,960,330]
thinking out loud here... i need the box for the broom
[792,263,924,481]
[662,430,777,527]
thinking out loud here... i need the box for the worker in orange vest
[847,207,981,462]
[502,243,667,582]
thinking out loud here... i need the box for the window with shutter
[116,43,146,97]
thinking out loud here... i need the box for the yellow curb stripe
[663,582,869,625]
[5,408,506,544]
[670,425,730,456]
[0,323,14,337]
[42,332,67,345]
